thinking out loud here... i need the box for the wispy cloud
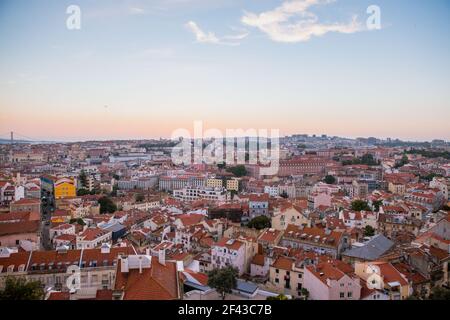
[185,21,248,46]
[241,0,362,43]
[129,7,146,15]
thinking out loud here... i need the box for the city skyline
[1,0,450,142]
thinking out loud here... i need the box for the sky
[0,0,449,142]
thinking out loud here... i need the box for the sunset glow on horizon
[1,0,449,142]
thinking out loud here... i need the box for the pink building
[0,221,41,250]
[303,260,362,300]
[307,192,331,210]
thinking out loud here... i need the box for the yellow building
[206,178,223,189]
[226,178,239,192]
[54,178,76,199]
[268,256,304,298]
[271,203,311,231]
[388,182,406,195]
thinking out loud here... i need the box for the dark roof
[342,234,394,260]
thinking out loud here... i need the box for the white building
[430,177,449,201]
[76,228,112,249]
[211,237,246,275]
[264,185,279,197]
[173,187,230,202]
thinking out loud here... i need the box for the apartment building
[248,193,270,219]
[303,260,362,300]
[211,237,246,275]
[54,178,77,199]
[76,228,112,249]
[271,203,310,231]
[158,175,205,192]
[278,157,327,177]
[354,261,411,300]
[281,224,350,258]
[173,187,230,202]
[0,244,134,295]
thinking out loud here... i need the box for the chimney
[138,256,143,274]
[145,248,150,256]
[159,249,166,266]
[120,256,129,273]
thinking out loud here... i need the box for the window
[275,278,279,283]
[348,292,352,299]
[340,292,344,299]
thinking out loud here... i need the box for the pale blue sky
[0,0,449,141]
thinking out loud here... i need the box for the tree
[280,191,289,198]
[401,154,409,166]
[226,165,247,177]
[342,154,379,166]
[89,186,101,195]
[324,175,336,184]
[422,173,438,182]
[70,218,86,226]
[78,170,88,189]
[217,163,226,170]
[207,266,238,300]
[364,225,375,237]
[351,200,371,211]
[110,185,118,197]
[300,288,309,300]
[0,277,44,300]
[372,200,383,212]
[267,294,289,300]
[98,196,117,214]
[247,215,271,230]
[77,188,90,196]
[361,154,378,165]
[429,286,450,300]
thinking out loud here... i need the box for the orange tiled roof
[114,258,179,300]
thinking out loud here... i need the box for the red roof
[78,228,110,241]
[176,214,204,227]
[0,220,40,236]
[114,258,179,300]
[214,237,244,250]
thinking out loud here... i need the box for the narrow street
[40,195,54,250]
